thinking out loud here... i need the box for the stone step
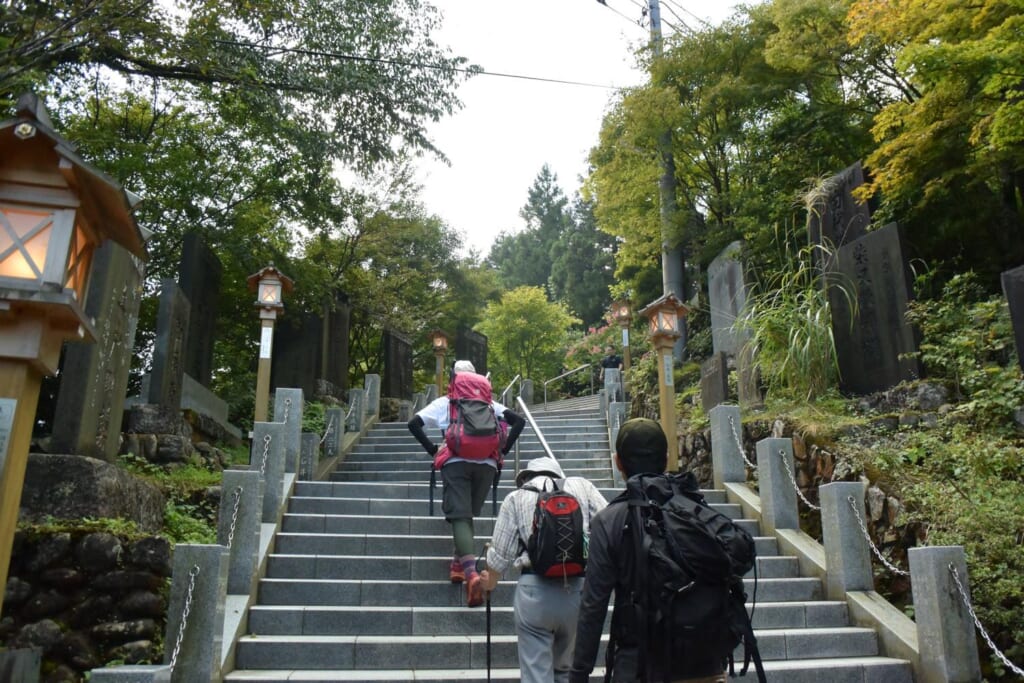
[246,599,849,636]
[290,481,731,505]
[225,657,912,683]
[256,575,817,607]
[328,469,615,483]
[264,552,794,581]
[276,513,759,540]
[335,456,613,471]
[233,627,879,670]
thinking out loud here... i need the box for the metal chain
[949,564,1024,677]
[259,433,272,476]
[847,496,909,576]
[319,415,335,446]
[225,486,243,550]
[168,565,200,673]
[282,397,292,425]
[727,415,758,469]
[779,448,821,511]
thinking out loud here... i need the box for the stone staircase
[225,395,913,682]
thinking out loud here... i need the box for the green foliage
[163,501,217,545]
[475,286,581,385]
[851,425,1024,674]
[302,401,327,436]
[906,272,1024,432]
[19,516,143,540]
[737,238,851,400]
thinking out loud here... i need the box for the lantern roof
[637,292,689,319]
[246,263,295,294]
[0,93,148,259]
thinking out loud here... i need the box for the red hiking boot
[466,573,484,608]
[449,559,465,584]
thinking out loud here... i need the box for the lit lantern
[428,329,450,392]
[0,93,147,372]
[246,264,294,422]
[639,293,688,342]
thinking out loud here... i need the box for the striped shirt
[486,475,609,574]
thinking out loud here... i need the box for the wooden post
[652,335,679,472]
[0,360,43,617]
[254,318,274,422]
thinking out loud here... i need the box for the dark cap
[615,418,667,457]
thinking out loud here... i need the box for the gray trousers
[514,574,585,683]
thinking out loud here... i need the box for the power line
[661,0,713,29]
[595,0,645,29]
[211,39,621,90]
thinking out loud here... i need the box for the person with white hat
[479,456,608,683]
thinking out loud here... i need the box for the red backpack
[434,372,507,469]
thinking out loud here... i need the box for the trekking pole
[476,545,491,683]
[429,465,437,516]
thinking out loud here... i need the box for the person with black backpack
[569,418,765,683]
[407,360,525,607]
[478,456,608,683]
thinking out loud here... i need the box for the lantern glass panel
[0,206,53,280]
[259,282,280,304]
[64,223,91,301]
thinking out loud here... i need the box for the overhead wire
[211,38,621,90]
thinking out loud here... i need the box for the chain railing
[727,414,758,469]
[168,565,200,673]
[282,397,292,425]
[319,414,335,446]
[258,433,272,476]
[949,564,1024,677]
[225,486,244,550]
[778,447,821,511]
[846,495,908,576]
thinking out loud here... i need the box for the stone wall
[0,531,172,682]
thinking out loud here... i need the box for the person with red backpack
[478,456,607,683]
[407,360,525,607]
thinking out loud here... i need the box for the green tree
[475,286,580,385]
[549,194,617,327]
[848,0,1024,280]
[487,165,571,293]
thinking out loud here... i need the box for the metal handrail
[500,374,522,405]
[542,363,593,409]
[515,395,556,478]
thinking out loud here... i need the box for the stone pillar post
[908,546,983,683]
[163,544,228,682]
[273,387,303,473]
[755,437,799,533]
[398,400,413,423]
[251,421,286,523]
[364,373,380,416]
[820,481,873,600]
[709,404,746,490]
[299,432,319,481]
[423,384,438,402]
[217,469,263,595]
[412,393,425,412]
[346,388,365,432]
[608,401,627,487]
[323,407,345,461]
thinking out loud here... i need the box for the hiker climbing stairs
[225,395,914,682]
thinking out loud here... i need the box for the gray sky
[415,0,741,257]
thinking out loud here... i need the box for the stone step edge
[224,657,910,681]
[235,626,878,644]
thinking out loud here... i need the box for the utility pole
[648,0,688,360]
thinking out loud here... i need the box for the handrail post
[515,396,556,461]
[908,546,982,682]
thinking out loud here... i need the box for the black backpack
[608,472,766,683]
[523,478,587,579]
